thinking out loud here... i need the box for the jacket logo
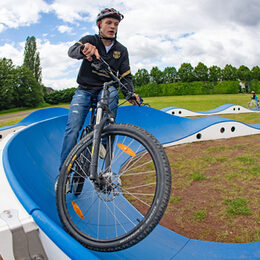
[113,51,121,59]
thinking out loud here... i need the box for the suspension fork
[89,83,113,181]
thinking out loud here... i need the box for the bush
[210,81,240,94]
[45,88,76,104]
[249,79,260,93]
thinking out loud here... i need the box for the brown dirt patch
[159,134,260,243]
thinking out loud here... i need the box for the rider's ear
[97,20,102,29]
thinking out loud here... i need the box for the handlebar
[89,54,144,106]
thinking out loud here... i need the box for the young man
[59,8,140,170]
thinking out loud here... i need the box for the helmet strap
[98,31,117,41]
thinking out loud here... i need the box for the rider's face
[99,17,119,39]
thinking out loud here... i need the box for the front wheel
[56,123,172,252]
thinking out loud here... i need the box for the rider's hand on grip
[127,93,143,106]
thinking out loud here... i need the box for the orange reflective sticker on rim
[117,143,136,157]
[72,201,84,219]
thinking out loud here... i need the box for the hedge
[136,81,241,97]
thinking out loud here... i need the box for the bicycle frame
[84,56,140,181]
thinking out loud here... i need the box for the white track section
[165,105,260,117]
[164,121,260,147]
[0,133,70,260]
[0,126,25,143]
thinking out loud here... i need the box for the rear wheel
[56,123,171,252]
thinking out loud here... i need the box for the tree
[150,66,164,84]
[222,64,237,81]
[133,68,150,87]
[251,66,260,80]
[178,63,194,82]
[0,58,15,110]
[237,65,251,82]
[193,62,208,81]
[23,36,42,83]
[12,66,44,107]
[209,65,222,82]
[162,67,178,83]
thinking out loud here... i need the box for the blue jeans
[60,87,119,170]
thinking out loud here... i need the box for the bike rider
[59,8,140,171]
[250,90,259,108]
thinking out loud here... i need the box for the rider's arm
[118,49,140,104]
[68,41,85,59]
[68,36,99,61]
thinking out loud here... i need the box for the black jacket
[68,34,134,97]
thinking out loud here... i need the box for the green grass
[248,166,260,176]
[169,196,183,204]
[236,156,256,164]
[225,198,252,217]
[141,94,251,110]
[191,171,207,181]
[193,209,208,221]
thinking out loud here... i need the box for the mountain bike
[56,57,172,252]
[248,99,260,110]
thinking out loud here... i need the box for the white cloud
[0,43,24,65]
[37,40,79,88]
[50,0,127,23]
[117,0,260,71]
[57,25,73,34]
[44,78,77,90]
[0,0,50,29]
[0,24,5,33]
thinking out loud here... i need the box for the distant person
[248,90,259,109]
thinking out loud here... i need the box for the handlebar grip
[138,97,143,105]
[126,94,143,106]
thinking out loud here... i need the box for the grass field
[142,93,252,110]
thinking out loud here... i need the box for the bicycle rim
[57,123,171,251]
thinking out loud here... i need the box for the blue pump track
[2,106,260,260]
[0,107,68,131]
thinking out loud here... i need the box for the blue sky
[1,0,260,90]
